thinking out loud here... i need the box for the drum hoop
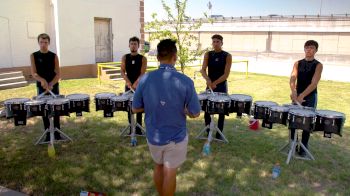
[289,109,316,117]
[270,106,289,112]
[229,94,252,101]
[25,100,45,105]
[111,96,129,101]
[95,93,116,99]
[316,110,345,118]
[4,98,31,104]
[67,94,90,101]
[47,98,70,105]
[255,101,277,107]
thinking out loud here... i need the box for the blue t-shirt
[132,64,201,146]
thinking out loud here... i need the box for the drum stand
[120,111,146,146]
[35,116,73,145]
[279,129,315,164]
[196,114,229,143]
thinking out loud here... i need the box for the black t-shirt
[125,53,143,84]
[33,50,57,87]
[297,58,320,96]
[207,50,229,84]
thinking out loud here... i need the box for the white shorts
[147,136,188,169]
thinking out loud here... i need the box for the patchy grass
[0,70,349,195]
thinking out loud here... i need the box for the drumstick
[130,88,135,93]
[36,92,46,99]
[209,87,215,96]
[295,101,303,108]
[47,90,57,98]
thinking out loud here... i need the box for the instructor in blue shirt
[132,39,201,196]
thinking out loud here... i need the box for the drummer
[121,36,147,135]
[200,34,232,139]
[30,33,62,141]
[289,40,323,156]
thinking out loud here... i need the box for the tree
[145,0,209,72]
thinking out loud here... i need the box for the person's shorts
[148,136,188,168]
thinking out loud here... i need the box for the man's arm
[211,53,232,89]
[30,54,48,90]
[48,54,60,89]
[185,108,200,118]
[185,80,201,118]
[121,55,132,88]
[132,74,147,113]
[132,56,147,89]
[297,63,323,103]
[290,61,299,102]
[132,108,144,113]
[200,52,212,88]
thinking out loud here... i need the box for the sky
[144,0,350,21]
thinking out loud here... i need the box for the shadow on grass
[0,109,349,195]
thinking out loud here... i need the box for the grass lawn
[0,69,349,195]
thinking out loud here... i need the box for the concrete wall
[146,16,350,56]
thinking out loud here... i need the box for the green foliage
[146,0,209,72]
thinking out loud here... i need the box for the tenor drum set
[4,91,91,146]
[94,90,146,146]
[195,90,346,163]
[3,89,346,163]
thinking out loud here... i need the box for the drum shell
[199,99,207,112]
[4,103,27,118]
[47,102,70,117]
[69,99,90,113]
[26,103,46,117]
[230,100,251,115]
[95,98,113,111]
[268,109,288,125]
[315,115,344,136]
[288,113,315,132]
[206,100,231,115]
[253,105,270,119]
[111,99,129,112]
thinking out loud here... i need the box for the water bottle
[202,143,210,156]
[272,163,281,179]
[131,137,137,146]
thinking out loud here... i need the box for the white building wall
[55,0,140,66]
[0,0,141,68]
[0,0,54,68]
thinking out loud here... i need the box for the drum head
[47,98,70,105]
[111,95,129,101]
[208,94,231,102]
[67,93,89,100]
[283,103,300,110]
[289,108,316,117]
[230,94,252,101]
[316,110,345,118]
[255,101,278,107]
[198,93,209,100]
[25,100,45,106]
[4,98,31,104]
[270,105,289,112]
[95,93,116,99]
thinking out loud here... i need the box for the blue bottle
[272,163,281,179]
[202,143,210,156]
[131,137,137,146]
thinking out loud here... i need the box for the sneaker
[54,131,62,140]
[298,148,307,157]
[215,133,224,141]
